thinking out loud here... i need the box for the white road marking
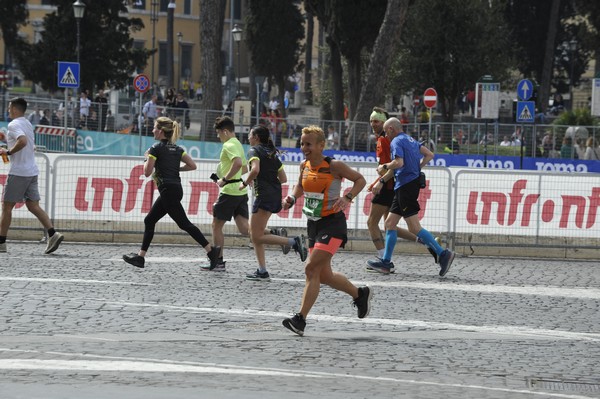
[0,277,153,286]
[78,299,600,342]
[0,355,593,399]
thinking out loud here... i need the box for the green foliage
[394,0,514,121]
[12,0,151,91]
[552,109,599,127]
[0,0,28,51]
[330,0,387,60]
[505,0,593,95]
[246,0,304,87]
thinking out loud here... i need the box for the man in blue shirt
[367,117,455,276]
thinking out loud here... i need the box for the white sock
[377,248,385,258]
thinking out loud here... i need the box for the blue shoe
[366,258,394,275]
[439,249,455,277]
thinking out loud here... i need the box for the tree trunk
[304,10,314,105]
[350,0,409,141]
[200,0,226,111]
[329,37,344,122]
[539,0,561,113]
[167,2,175,89]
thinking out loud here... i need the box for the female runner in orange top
[281,125,372,336]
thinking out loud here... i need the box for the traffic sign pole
[423,88,437,144]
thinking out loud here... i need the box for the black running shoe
[246,269,271,281]
[292,235,308,262]
[439,249,455,277]
[282,313,306,336]
[207,245,221,270]
[271,227,291,254]
[352,286,373,318]
[123,253,145,268]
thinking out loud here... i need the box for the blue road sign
[57,62,80,89]
[517,79,533,101]
[516,101,535,123]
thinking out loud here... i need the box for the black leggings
[142,183,209,251]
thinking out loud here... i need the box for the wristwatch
[382,164,388,170]
[379,178,386,185]
[344,192,353,201]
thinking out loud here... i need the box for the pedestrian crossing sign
[516,101,535,123]
[57,61,80,88]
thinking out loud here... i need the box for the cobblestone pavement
[0,241,599,399]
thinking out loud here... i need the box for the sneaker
[206,245,221,270]
[44,232,64,254]
[352,286,373,318]
[282,313,306,336]
[272,227,290,255]
[0,242,6,253]
[292,235,308,262]
[365,257,394,274]
[366,257,396,274]
[123,253,145,268]
[202,261,226,272]
[246,269,271,281]
[439,249,455,277]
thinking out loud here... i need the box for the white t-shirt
[7,117,39,177]
[80,97,91,117]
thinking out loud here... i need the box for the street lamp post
[569,39,577,111]
[177,32,183,91]
[232,24,242,97]
[72,0,86,65]
[150,0,158,94]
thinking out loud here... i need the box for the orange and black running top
[301,157,341,220]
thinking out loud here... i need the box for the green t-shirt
[217,137,248,196]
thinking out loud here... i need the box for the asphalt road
[0,240,599,399]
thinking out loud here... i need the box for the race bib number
[302,192,324,221]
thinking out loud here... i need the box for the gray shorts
[3,175,41,203]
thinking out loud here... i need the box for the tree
[199,0,226,111]
[246,0,304,117]
[12,0,151,91]
[504,0,592,111]
[330,0,387,120]
[0,0,28,59]
[395,0,513,122]
[354,0,410,126]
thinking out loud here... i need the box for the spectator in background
[542,132,554,157]
[173,91,190,131]
[467,88,476,114]
[39,109,50,126]
[51,110,61,127]
[400,106,410,128]
[27,107,40,126]
[500,136,511,146]
[94,89,109,132]
[419,129,436,153]
[79,92,91,129]
[164,88,176,115]
[195,82,203,101]
[104,109,115,132]
[561,136,577,159]
[326,124,339,149]
[574,138,585,160]
[142,95,158,136]
[584,137,600,160]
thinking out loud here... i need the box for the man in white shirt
[0,98,64,254]
[142,95,158,135]
[79,92,91,129]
